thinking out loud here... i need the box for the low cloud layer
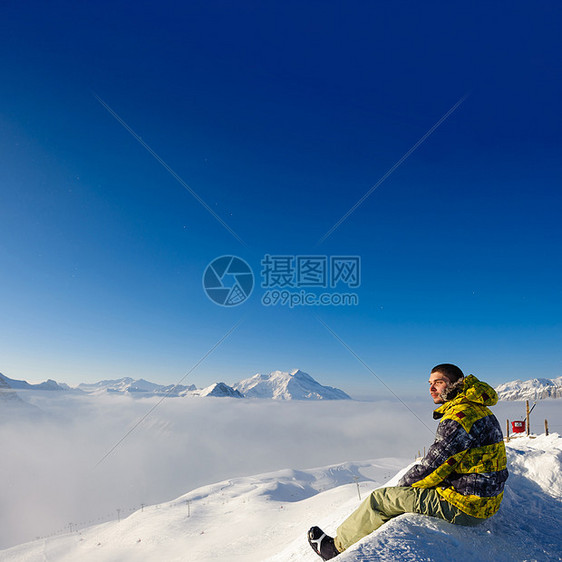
[1,391,560,550]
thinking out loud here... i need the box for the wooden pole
[526,400,530,436]
[353,476,361,501]
[545,419,549,436]
[506,419,510,442]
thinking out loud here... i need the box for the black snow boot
[308,526,340,560]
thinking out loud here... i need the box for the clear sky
[1,1,561,395]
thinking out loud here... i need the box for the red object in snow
[511,420,526,433]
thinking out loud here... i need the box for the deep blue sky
[1,1,561,396]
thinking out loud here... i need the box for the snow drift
[1,434,560,561]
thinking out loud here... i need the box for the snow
[194,382,244,398]
[496,376,562,401]
[0,394,433,549]
[0,374,65,392]
[2,435,561,562]
[76,377,196,396]
[234,369,351,400]
[0,378,42,417]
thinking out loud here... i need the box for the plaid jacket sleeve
[398,418,473,488]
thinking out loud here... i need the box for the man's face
[428,371,452,404]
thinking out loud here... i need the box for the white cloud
[6,391,558,550]
[0,391,435,548]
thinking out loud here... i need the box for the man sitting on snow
[308,363,508,560]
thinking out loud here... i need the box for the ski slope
[1,435,560,562]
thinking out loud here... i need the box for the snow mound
[1,436,560,561]
[234,369,351,400]
[496,376,562,401]
[327,434,562,562]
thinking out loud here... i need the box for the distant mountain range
[0,370,350,401]
[77,377,197,397]
[495,376,562,401]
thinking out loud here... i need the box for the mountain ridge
[0,370,350,401]
[495,376,562,401]
[234,369,351,400]
[0,373,66,392]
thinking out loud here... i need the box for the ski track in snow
[1,436,561,562]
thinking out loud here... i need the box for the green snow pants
[334,486,484,553]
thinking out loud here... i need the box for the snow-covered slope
[234,369,351,400]
[0,376,23,404]
[0,376,44,419]
[496,376,562,401]
[3,434,559,561]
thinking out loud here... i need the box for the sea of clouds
[1,391,560,550]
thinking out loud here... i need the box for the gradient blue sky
[1,1,561,396]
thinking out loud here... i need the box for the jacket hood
[461,375,498,406]
[434,374,498,417]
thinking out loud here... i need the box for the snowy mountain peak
[496,376,562,401]
[288,368,315,381]
[196,382,244,398]
[36,379,65,391]
[233,369,351,400]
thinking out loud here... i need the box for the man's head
[429,363,465,404]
